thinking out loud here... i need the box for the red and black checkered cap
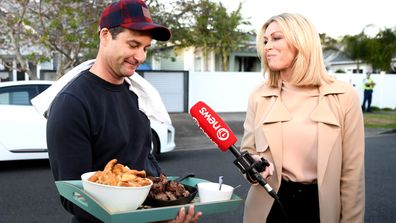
[99,0,171,41]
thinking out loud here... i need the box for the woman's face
[263,21,297,75]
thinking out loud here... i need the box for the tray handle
[55,181,109,222]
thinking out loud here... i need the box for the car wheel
[151,130,160,159]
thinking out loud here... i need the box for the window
[235,56,260,72]
[0,84,50,105]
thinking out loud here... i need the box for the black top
[47,70,161,222]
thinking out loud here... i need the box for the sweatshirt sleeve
[47,93,100,222]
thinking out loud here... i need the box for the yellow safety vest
[363,78,375,90]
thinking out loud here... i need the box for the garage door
[141,71,187,113]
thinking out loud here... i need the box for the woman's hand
[251,155,274,180]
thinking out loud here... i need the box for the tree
[1,0,109,78]
[29,0,109,77]
[319,33,339,51]
[341,33,370,73]
[366,28,396,73]
[212,2,251,71]
[149,0,251,71]
[1,0,254,76]
[0,0,46,80]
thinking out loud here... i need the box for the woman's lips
[266,54,276,61]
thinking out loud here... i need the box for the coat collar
[258,80,346,126]
[258,80,346,97]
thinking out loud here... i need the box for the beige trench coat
[241,80,365,223]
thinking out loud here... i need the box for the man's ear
[99,28,112,45]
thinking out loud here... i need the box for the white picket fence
[188,72,396,112]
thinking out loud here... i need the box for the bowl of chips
[81,159,153,213]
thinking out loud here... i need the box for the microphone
[189,101,278,200]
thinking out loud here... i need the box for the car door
[0,84,49,154]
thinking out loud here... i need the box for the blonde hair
[256,13,333,87]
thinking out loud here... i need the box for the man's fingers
[187,205,202,223]
[175,207,186,222]
[193,211,203,222]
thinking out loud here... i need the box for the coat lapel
[311,97,341,185]
[260,94,292,183]
[311,83,345,185]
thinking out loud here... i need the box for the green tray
[55,177,243,223]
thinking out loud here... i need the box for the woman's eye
[263,40,268,45]
[273,36,283,41]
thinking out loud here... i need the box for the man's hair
[256,13,333,87]
[108,26,126,39]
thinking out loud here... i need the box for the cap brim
[122,22,171,41]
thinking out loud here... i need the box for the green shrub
[381,107,395,111]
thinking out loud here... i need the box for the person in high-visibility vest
[362,72,376,112]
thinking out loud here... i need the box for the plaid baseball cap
[99,0,171,41]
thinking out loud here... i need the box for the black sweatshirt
[47,70,162,222]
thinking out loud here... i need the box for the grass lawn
[363,111,396,129]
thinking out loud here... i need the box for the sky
[218,0,396,38]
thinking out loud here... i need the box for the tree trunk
[222,49,229,71]
[202,46,209,72]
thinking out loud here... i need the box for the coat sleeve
[240,89,259,155]
[240,87,261,184]
[339,87,365,223]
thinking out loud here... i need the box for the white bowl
[81,172,152,213]
[197,182,234,203]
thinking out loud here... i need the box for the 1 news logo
[216,128,230,141]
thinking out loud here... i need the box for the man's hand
[157,205,202,223]
[172,205,202,223]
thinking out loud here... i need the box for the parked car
[0,80,175,161]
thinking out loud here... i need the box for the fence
[187,72,396,112]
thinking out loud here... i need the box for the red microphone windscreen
[189,101,237,151]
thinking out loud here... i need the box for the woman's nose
[264,41,273,51]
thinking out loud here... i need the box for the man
[362,72,376,112]
[46,0,201,222]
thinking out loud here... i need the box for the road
[0,112,395,222]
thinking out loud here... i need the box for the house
[148,38,261,72]
[0,47,56,82]
[324,50,396,74]
[323,50,372,74]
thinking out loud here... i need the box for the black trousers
[267,179,320,223]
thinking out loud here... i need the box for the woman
[241,13,365,223]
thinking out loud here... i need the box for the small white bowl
[81,172,152,213]
[197,182,234,203]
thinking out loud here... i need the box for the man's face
[101,28,152,82]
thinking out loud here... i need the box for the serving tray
[55,177,243,223]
